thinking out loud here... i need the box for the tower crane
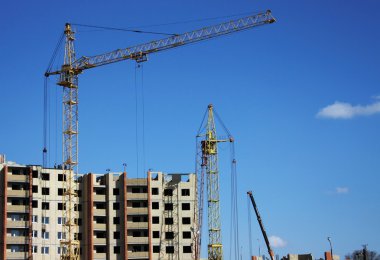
[196,104,235,260]
[247,191,275,260]
[45,11,276,260]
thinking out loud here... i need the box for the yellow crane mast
[45,11,276,260]
[198,104,230,259]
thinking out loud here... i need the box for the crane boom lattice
[46,11,275,76]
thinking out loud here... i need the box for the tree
[346,247,380,260]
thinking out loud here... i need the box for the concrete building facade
[0,159,197,260]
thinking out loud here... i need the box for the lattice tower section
[202,104,224,260]
[57,23,80,260]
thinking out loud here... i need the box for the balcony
[93,208,106,216]
[127,179,147,186]
[127,193,147,200]
[127,236,149,244]
[127,208,148,215]
[6,236,28,244]
[7,205,28,213]
[7,175,28,182]
[93,237,107,245]
[93,223,106,230]
[93,252,107,259]
[7,190,28,198]
[128,251,149,258]
[127,222,148,229]
[93,194,106,202]
[7,221,28,228]
[6,251,28,259]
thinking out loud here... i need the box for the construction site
[0,11,280,260]
[1,1,379,260]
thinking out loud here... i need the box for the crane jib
[46,10,275,76]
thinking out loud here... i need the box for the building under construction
[0,156,198,260]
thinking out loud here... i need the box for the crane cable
[134,63,147,178]
[74,10,262,32]
[45,32,64,74]
[213,109,240,260]
[42,31,64,258]
[248,194,253,257]
[72,23,178,36]
[134,64,140,178]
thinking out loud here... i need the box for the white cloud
[269,236,287,248]
[316,99,380,119]
[336,187,349,194]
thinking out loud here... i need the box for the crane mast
[247,191,275,260]
[196,104,232,260]
[45,11,276,260]
[58,23,80,260]
[203,105,226,260]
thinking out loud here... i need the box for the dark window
[94,187,106,195]
[153,231,159,238]
[183,246,192,253]
[164,189,173,196]
[95,216,106,224]
[183,231,191,239]
[166,246,174,254]
[182,217,191,225]
[32,186,38,193]
[74,204,82,211]
[165,232,174,239]
[113,217,120,224]
[94,246,107,253]
[32,171,38,178]
[58,203,66,210]
[132,187,140,193]
[152,217,159,224]
[42,202,49,210]
[182,189,190,196]
[153,245,160,253]
[41,173,50,180]
[42,188,50,195]
[77,218,82,226]
[113,188,119,195]
[114,232,120,239]
[152,188,159,195]
[58,174,66,181]
[165,203,173,211]
[58,188,64,196]
[152,202,159,209]
[165,218,173,225]
[182,203,190,210]
[113,203,119,210]
[32,200,38,208]
[76,190,82,197]
[114,246,120,254]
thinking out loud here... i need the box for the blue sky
[1,0,379,259]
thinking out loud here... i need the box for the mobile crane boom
[247,191,275,260]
